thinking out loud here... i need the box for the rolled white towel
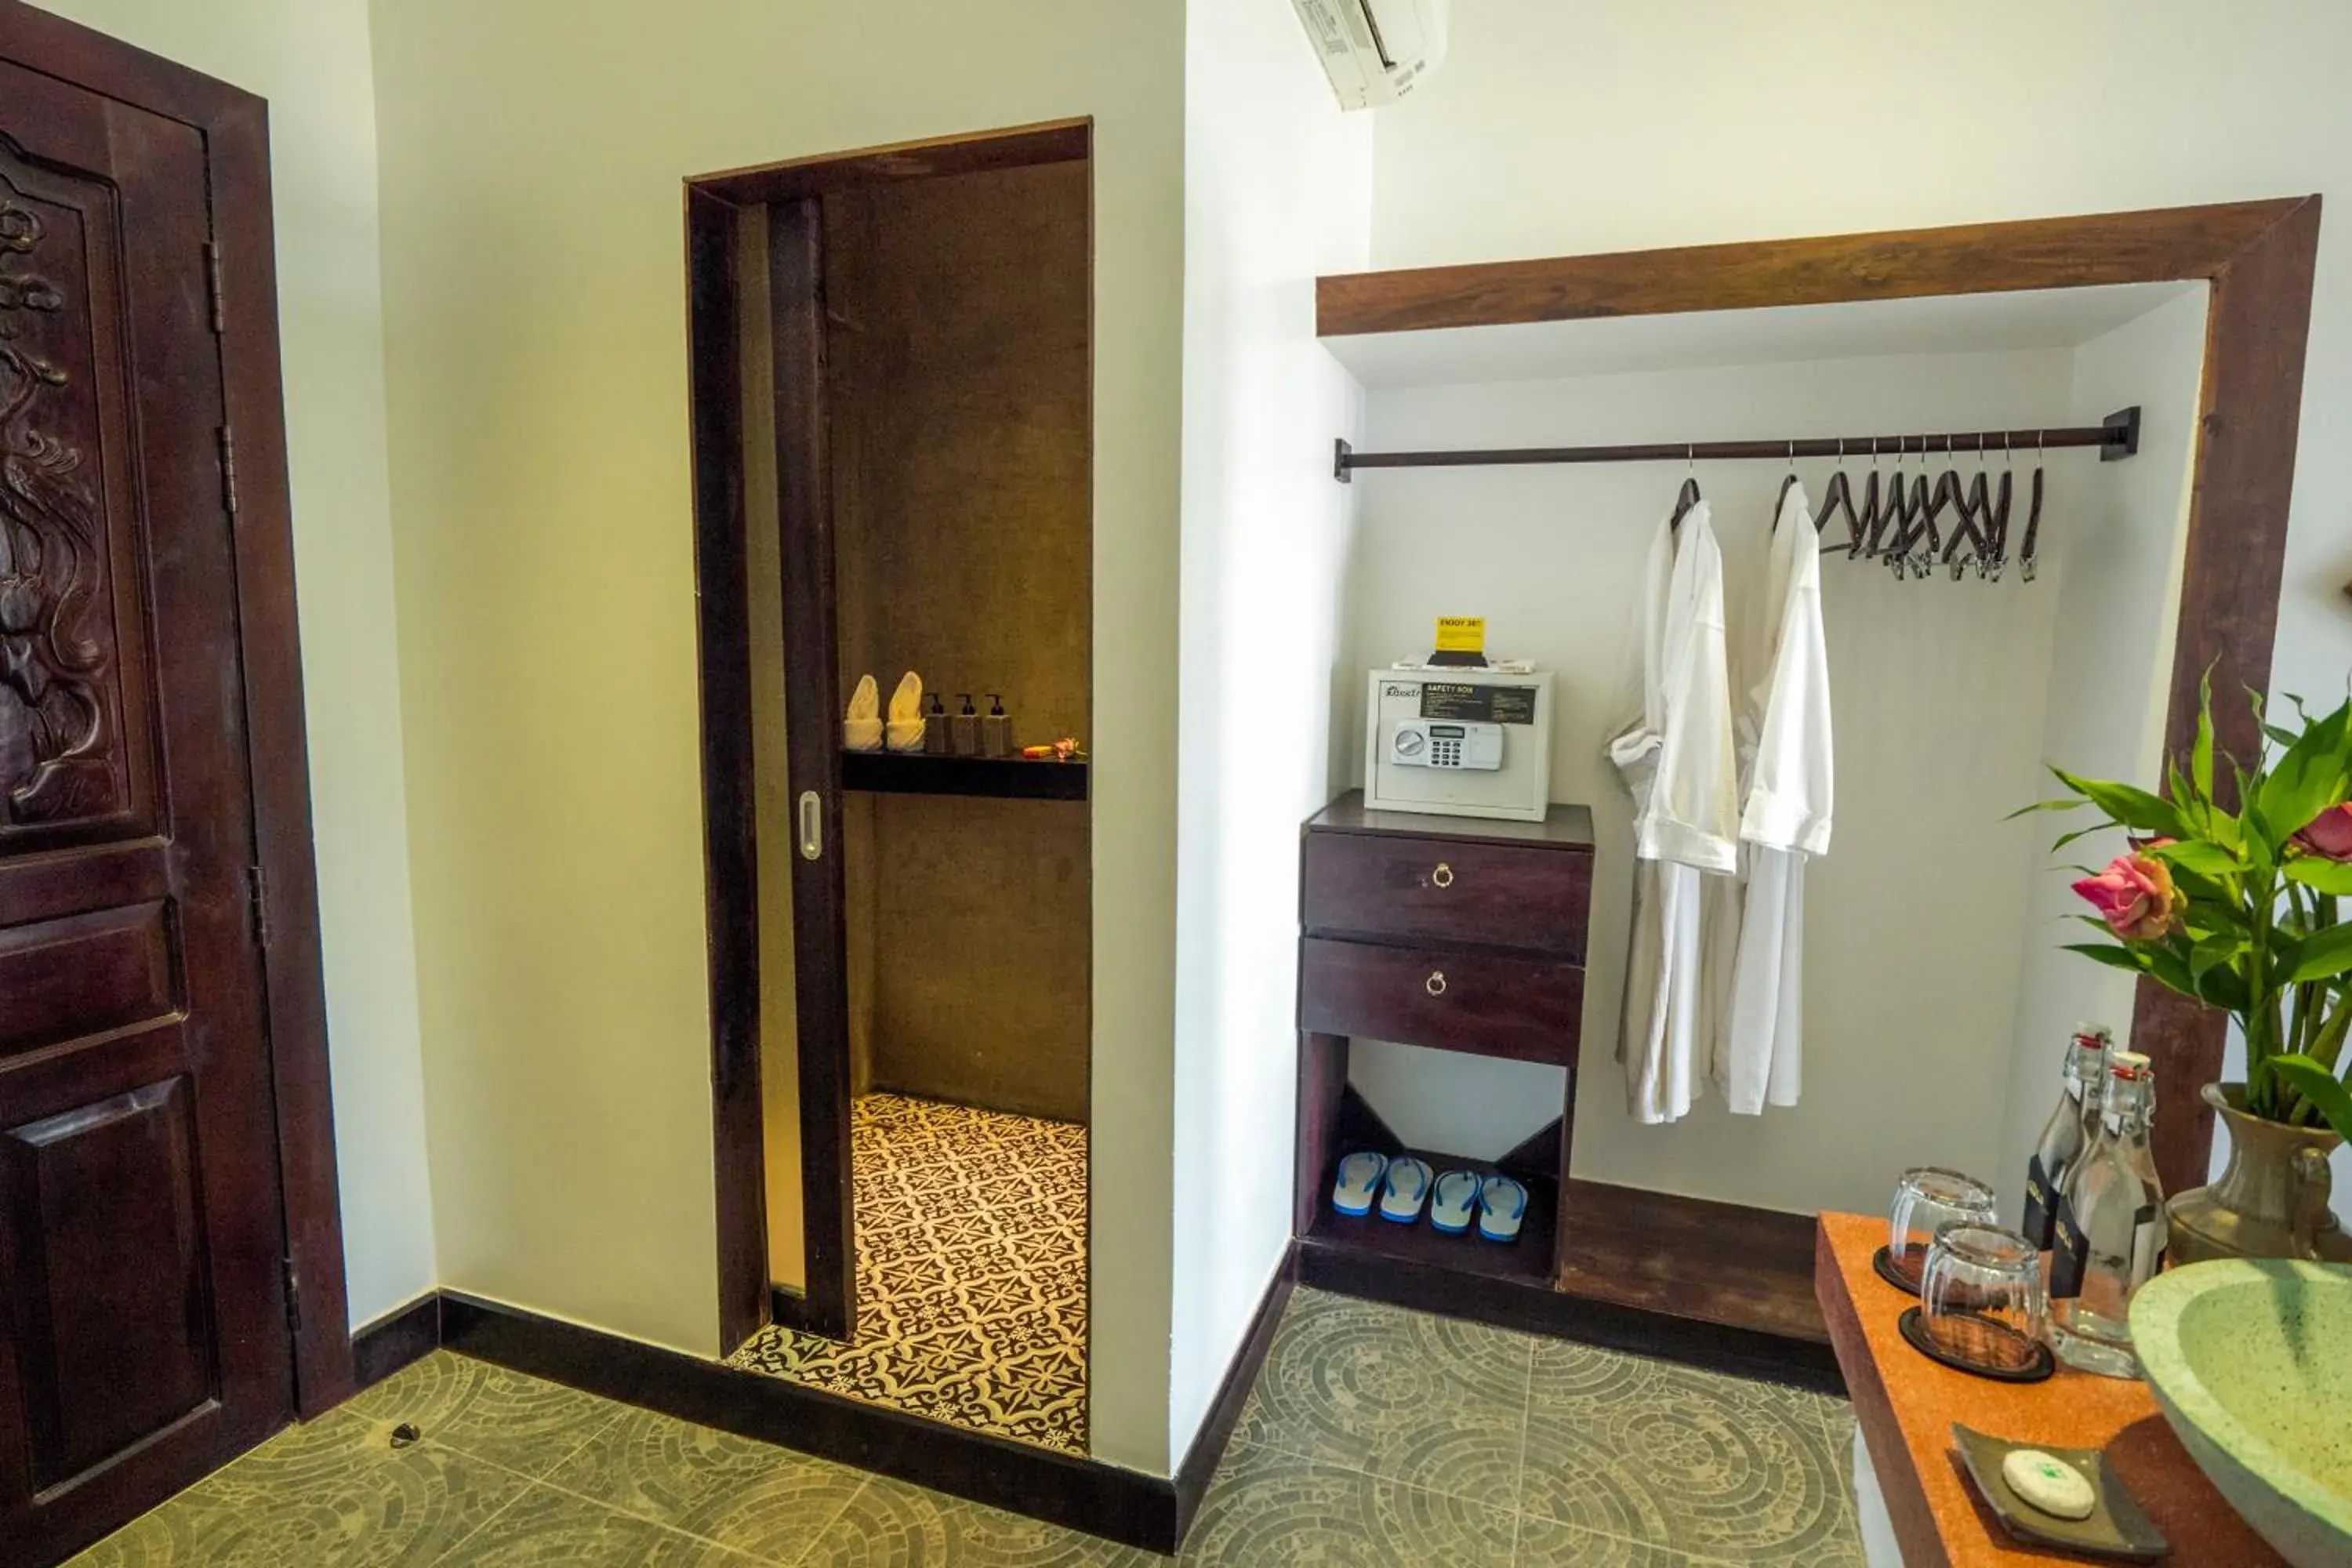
[842,673,882,751]
[884,671,925,753]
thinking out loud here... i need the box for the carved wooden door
[0,53,295,1565]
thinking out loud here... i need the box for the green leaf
[2310,999,2352,1076]
[2146,839,2242,878]
[2007,797,2089,820]
[2286,857,2352,895]
[2283,921,2352,984]
[2063,942,2149,974]
[2193,670,2217,800]
[2142,944,2201,997]
[2269,1054,2352,1142]
[2190,932,2245,983]
[2197,965,2252,1012]
[2052,824,2122,856]
[2256,697,2352,854]
[2052,768,2187,839]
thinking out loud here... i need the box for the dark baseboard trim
[436,1290,1181,1552]
[1294,1239,1846,1397]
[337,1258,1291,1553]
[350,1292,443,1392]
[1174,1253,1294,1538]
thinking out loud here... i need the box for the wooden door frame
[0,2,352,1415]
[1317,197,2325,1196]
[684,120,1094,1353]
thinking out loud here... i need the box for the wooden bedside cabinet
[1294,790,1594,1290]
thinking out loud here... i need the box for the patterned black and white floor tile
[728,1094,1090,1454]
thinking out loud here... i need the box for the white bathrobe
[1610,500,1739,1125]
[1715,481,1835,1112]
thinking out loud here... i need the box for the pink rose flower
[2292,802,2352,862]
[2074,851,2183,941]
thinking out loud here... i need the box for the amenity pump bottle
[922,693,949,755]
[2049,1051,2164,1378]
[2020,1022,2113,1249]
[949,694,981,757]
[982,695,1012,759]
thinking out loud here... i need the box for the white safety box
[1363,666,1553,822]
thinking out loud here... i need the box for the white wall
[28,0,437,1329]
[1999,290,2208,1216]
[1371,0,2349,793]
[1172,0,1371,1458]
[368,0,1185,1473]
[1368,0,2352,1207]
[1346,347,2089,1216]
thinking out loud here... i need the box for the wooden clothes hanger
[1671,444,1704,530]
[1814,440,1859,543]
[1865,440,1911,559]
[2018,433,2048,580]
[1943,436,1994,579]
[1896,437,1967,579]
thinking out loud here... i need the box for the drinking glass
[1915,1222,2049,1377]
[1886,1167,1999,1292]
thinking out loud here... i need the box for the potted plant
[2030,683,2352,1265]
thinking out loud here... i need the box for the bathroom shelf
[839,750,1089,801]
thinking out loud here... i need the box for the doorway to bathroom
[685,122,1094,1454]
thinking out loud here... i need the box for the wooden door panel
[2,1076,212,1494]
[0,38,292,1566]
[0,77,162,852]
[0,901,177,1057]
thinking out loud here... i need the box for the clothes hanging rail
[1331,405,2140,483]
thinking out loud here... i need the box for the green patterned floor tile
[1510,1513,1698,1566]
[1230,1288,1533,1502]
[64,1427,532,1567]
[543,1404,865,1559]
[348,1352,624,1479]
[1521,1344,1860,1564]
[436,1482,749,1564]
[793,1475,1160,1566]
[1180,1434,1514,1567]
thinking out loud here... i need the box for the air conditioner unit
[1290,0,1450,111]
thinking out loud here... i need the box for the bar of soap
[2002,1448,2096,1520]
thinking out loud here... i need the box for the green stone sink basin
[2130,1258,2352,1568]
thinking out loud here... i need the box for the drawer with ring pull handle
[1298,937,1584,1065]
[1301,829,1590,957]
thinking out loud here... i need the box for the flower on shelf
[2024,679,2352,1142]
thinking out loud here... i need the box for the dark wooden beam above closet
[692,118,1088,208]
[1316,196,2324,1200]
[1317,197,2308,335]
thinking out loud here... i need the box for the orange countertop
[1815,1210,2284,1567]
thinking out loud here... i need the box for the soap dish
[1951,1424,2168,1562]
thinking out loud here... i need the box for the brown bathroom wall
[826,161,1092,1123]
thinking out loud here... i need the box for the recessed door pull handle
[798,791,823,861]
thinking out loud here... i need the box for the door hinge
[249,862,272,948]
[217,424,241,519]
[283,1258,303,1334]
[203,238,227,335]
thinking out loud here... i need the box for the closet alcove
[688,121,1094,1452]
[1298,200,2318,1359]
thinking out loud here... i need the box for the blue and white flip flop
[1330,1151,1388,1218]
[1478,1174,1528,1243]
[1429,1170,1481,1235]
[1379,1157,1435,1224]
